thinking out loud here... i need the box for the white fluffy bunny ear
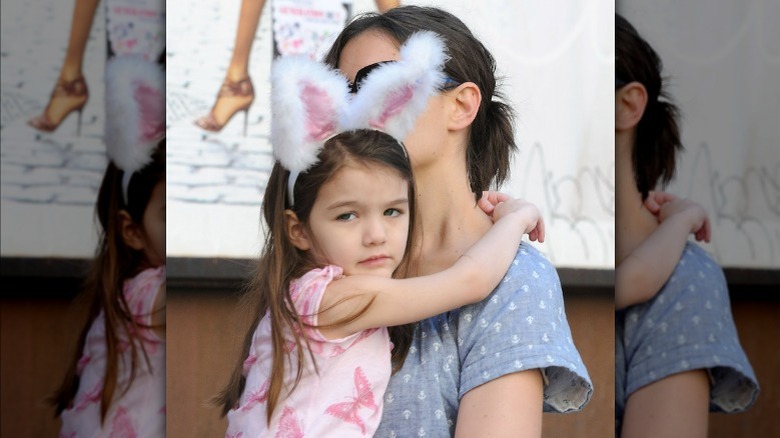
[271,55,350,174]
[104,54,165,174]
[342,31,448,141]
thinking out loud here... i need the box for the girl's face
[338,30,451,170]
[139,179,166,267]
[302,161,410,278]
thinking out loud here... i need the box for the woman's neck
[616,131,659,265]
[411,148,493,275]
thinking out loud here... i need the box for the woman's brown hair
[323,6,517,200]
[616,14,683,200]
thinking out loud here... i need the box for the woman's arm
[616,192,710,309]
[456,370,543,438]
[319,198,544,338]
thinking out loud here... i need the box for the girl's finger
[477,197,495,215]
[536,217,546,243]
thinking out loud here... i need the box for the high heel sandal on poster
[194,77,255,136]
[27,76,89,136]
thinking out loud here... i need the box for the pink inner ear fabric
[371,85,413,130]
[302,83,336,141]
[134,81,164,142]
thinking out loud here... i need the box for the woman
[615,14,758,437]
[323,6,592,436]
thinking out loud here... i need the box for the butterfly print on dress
[74,380,102,411]
[323,367,378,435]
[276,406,304,438]
[109,406,138,438]
[241,379,270,412]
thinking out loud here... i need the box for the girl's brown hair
[323,6,517,200]
[50,139,166,423]
[216,129,416,421]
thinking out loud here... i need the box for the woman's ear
[616,81,648,131]
[448,82,481,131]
[285,210,311,251]
[119,210,145,251]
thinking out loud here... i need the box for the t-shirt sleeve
[457,243,593,413]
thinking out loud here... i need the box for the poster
[0,0,164,259]
[271,0,351,59]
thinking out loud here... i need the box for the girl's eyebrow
[326,198,408,211]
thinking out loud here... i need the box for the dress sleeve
[457,243,593,413]
[124,265,165,330]
[290,266,368,348]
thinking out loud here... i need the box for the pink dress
[59,266,166,438]
[226,266,392,437]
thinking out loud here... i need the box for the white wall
[620,2,780,268]
[165,0,615,267]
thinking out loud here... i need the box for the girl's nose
[363,218,387,246]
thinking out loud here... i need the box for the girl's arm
[319,198,544,339]
[615,192,711,309]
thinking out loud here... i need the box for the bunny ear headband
[271,31,449,206]
[104,54,165,205]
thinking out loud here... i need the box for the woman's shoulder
[460,242,563,315]
[655,242,729,307]
[672,242,727,286]
[502,243,562,292]
[680,241,720,267]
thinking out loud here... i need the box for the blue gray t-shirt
[376,243,593,437]
[616,242,759,435]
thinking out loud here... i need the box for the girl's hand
[480,192,545,243]
[644,191,711,243]
[477,191,511,216]
[643,191,677,216]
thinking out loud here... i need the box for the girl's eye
[384,208,402,217]
[337,212,357,221]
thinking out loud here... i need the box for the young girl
[52,55,166,437]
[220,33,545,437]
[615,14,758,437]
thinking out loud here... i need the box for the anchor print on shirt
[324,366,378,435]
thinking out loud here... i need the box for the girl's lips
[359,255,390,266]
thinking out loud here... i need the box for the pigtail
[633,89,683,200]
[469,95,516,197]
[654,98,682,184]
